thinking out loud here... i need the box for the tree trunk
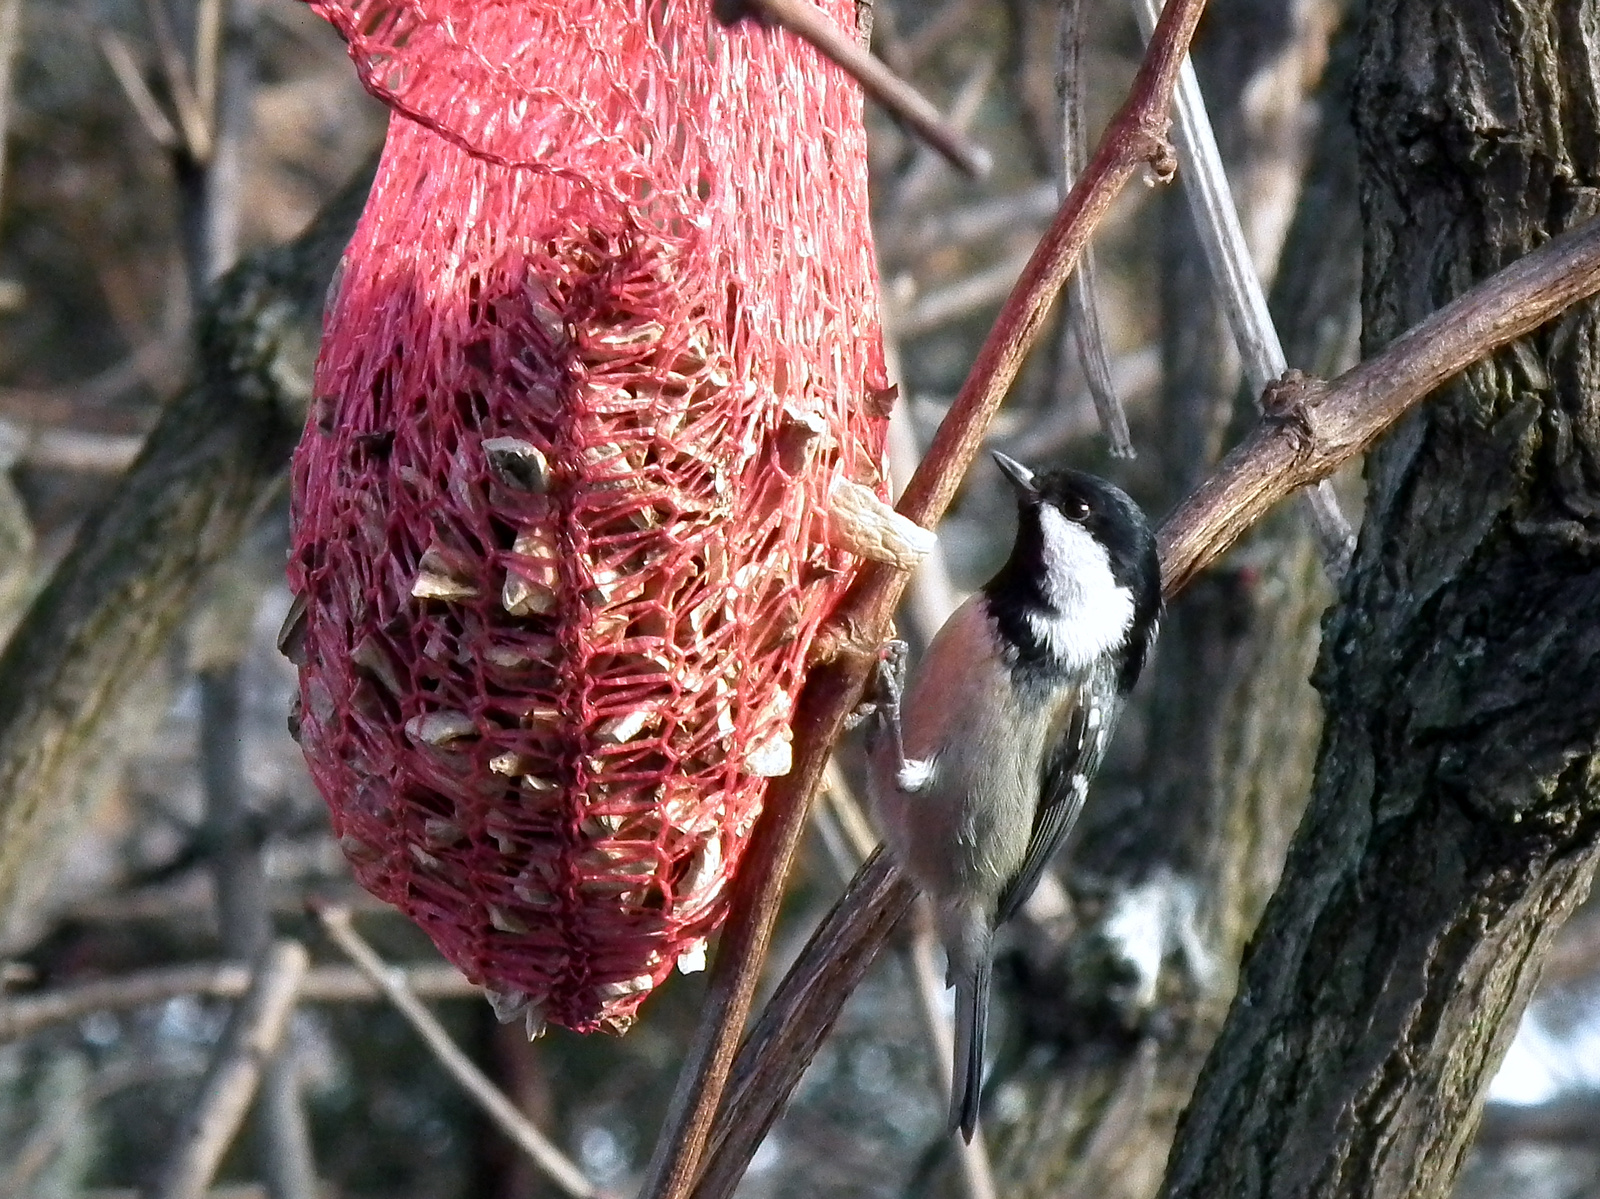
[0,158,373,938]
[1161,2,1600,1197]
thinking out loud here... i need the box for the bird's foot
[849,640,911,766]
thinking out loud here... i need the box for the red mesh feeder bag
[286,0,892,1033]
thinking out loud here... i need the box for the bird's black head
[983,452,1161,688]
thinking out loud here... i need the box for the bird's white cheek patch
[1033,506,1136,669]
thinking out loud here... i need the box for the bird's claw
[851,640,910,761]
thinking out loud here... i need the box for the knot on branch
[1137,126,1177,185]
[1261,369,1331,460]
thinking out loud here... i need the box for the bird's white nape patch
[897,756,937,793]
[1027,505,1135,669]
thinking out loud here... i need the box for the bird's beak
[990,450,1038,499]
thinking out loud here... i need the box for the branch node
[1261,369,1328,455]
[1141,129,1178,184]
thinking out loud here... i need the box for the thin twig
[0,0,26,231]
[0,961,478,1043]
[638,5,1209,1197]
[310,902,604,1199]
[722,0,992,178]
[1060,0,1135,456]
[97,30,181,149]
[138,0,210,159]
[693,214,1600,1180]
[194,0,224,119]
[688,852,914,1199]
[880,282,960,638]
[182,3,310,1189]
[149,940,308,1199]
[18,427,145,473]
[1132,0,1353,573]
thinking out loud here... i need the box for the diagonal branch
[1157,215,1600,593]
[637,2,1211,1196]
[691,212,1600,1187]
[312,902,604,1199]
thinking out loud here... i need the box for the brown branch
[691,854,914,1199]
[636,6,1209,1197]
[1157,214,1600,594]
[0,961,478,1044]
[726,0,992,178]
[688,213,1600,1184]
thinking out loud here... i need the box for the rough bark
[1161,3,1600,1198]
[0,157,374,936]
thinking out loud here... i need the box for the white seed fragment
[489,752,523,776]
[826,476,937,569]
[594,973,655,999]
[411,571,480,602]
[513,870,559,909]
[404,710,477,746]
[338,833,380,864]
[745,728,793,778]
[679,835,724,906]
[484,988,529,1024]
[423,817,464,848]
[525,1003,548,1040]
[523,703,563,732]
[488,905,530,935]
[503,526,560,616]
[485,636,559,669]
[676,940,708,974]
[351,634,405,696]
[411,545,481,601]
[484,812,517,854]
[407,843,441,870]
[595,706,659,745]
[482,437,550,493]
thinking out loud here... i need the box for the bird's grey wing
[995,693,1110,924]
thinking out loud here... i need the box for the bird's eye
[1064,496,1090,522]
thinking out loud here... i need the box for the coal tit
[867,451,1160,1141]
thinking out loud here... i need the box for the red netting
[287,0,887,1033]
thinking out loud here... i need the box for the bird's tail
[949,952,991,1142]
